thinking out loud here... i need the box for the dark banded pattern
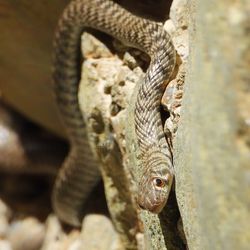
[53,0,176,225]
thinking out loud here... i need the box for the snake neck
[135,51,175,160]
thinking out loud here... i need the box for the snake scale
[52,0,176,226]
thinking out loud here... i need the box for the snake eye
[153,178,166,188]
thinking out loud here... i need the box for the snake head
[137,168,173,214]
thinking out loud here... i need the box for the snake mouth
[147,203,165,214]
[138,200,165,214]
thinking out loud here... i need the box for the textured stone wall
[175,0,250,249]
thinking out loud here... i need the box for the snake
[52,0,176,226]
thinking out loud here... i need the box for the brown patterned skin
[53,0,176,226]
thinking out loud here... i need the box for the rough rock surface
[174,0,250,249]
[0,197,122,250]
[81,215,122,250]
[79,33,141,249]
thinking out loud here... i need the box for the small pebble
[7,217,45,250]
[81,214,121,250]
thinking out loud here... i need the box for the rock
[135,233,145,250]
[175,0,250,249]
[40,215,66,250]
[161,64,185,137]
[0,240,12,250]
[164,19,176,37]
[81,33,113,59]
[79,47,138,249]
[172,29,189,60]
[41,214,122,250]
[7,217,45,250]
[0,199,11,238]
[81,215,122,250]
[170,0,188,29]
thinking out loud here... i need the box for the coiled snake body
[53,0,176,226]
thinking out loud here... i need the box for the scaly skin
[52,0,176,226]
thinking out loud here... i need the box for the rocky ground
[0,104,122,250]
[0,164,122,250]
[0,198,121,250]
